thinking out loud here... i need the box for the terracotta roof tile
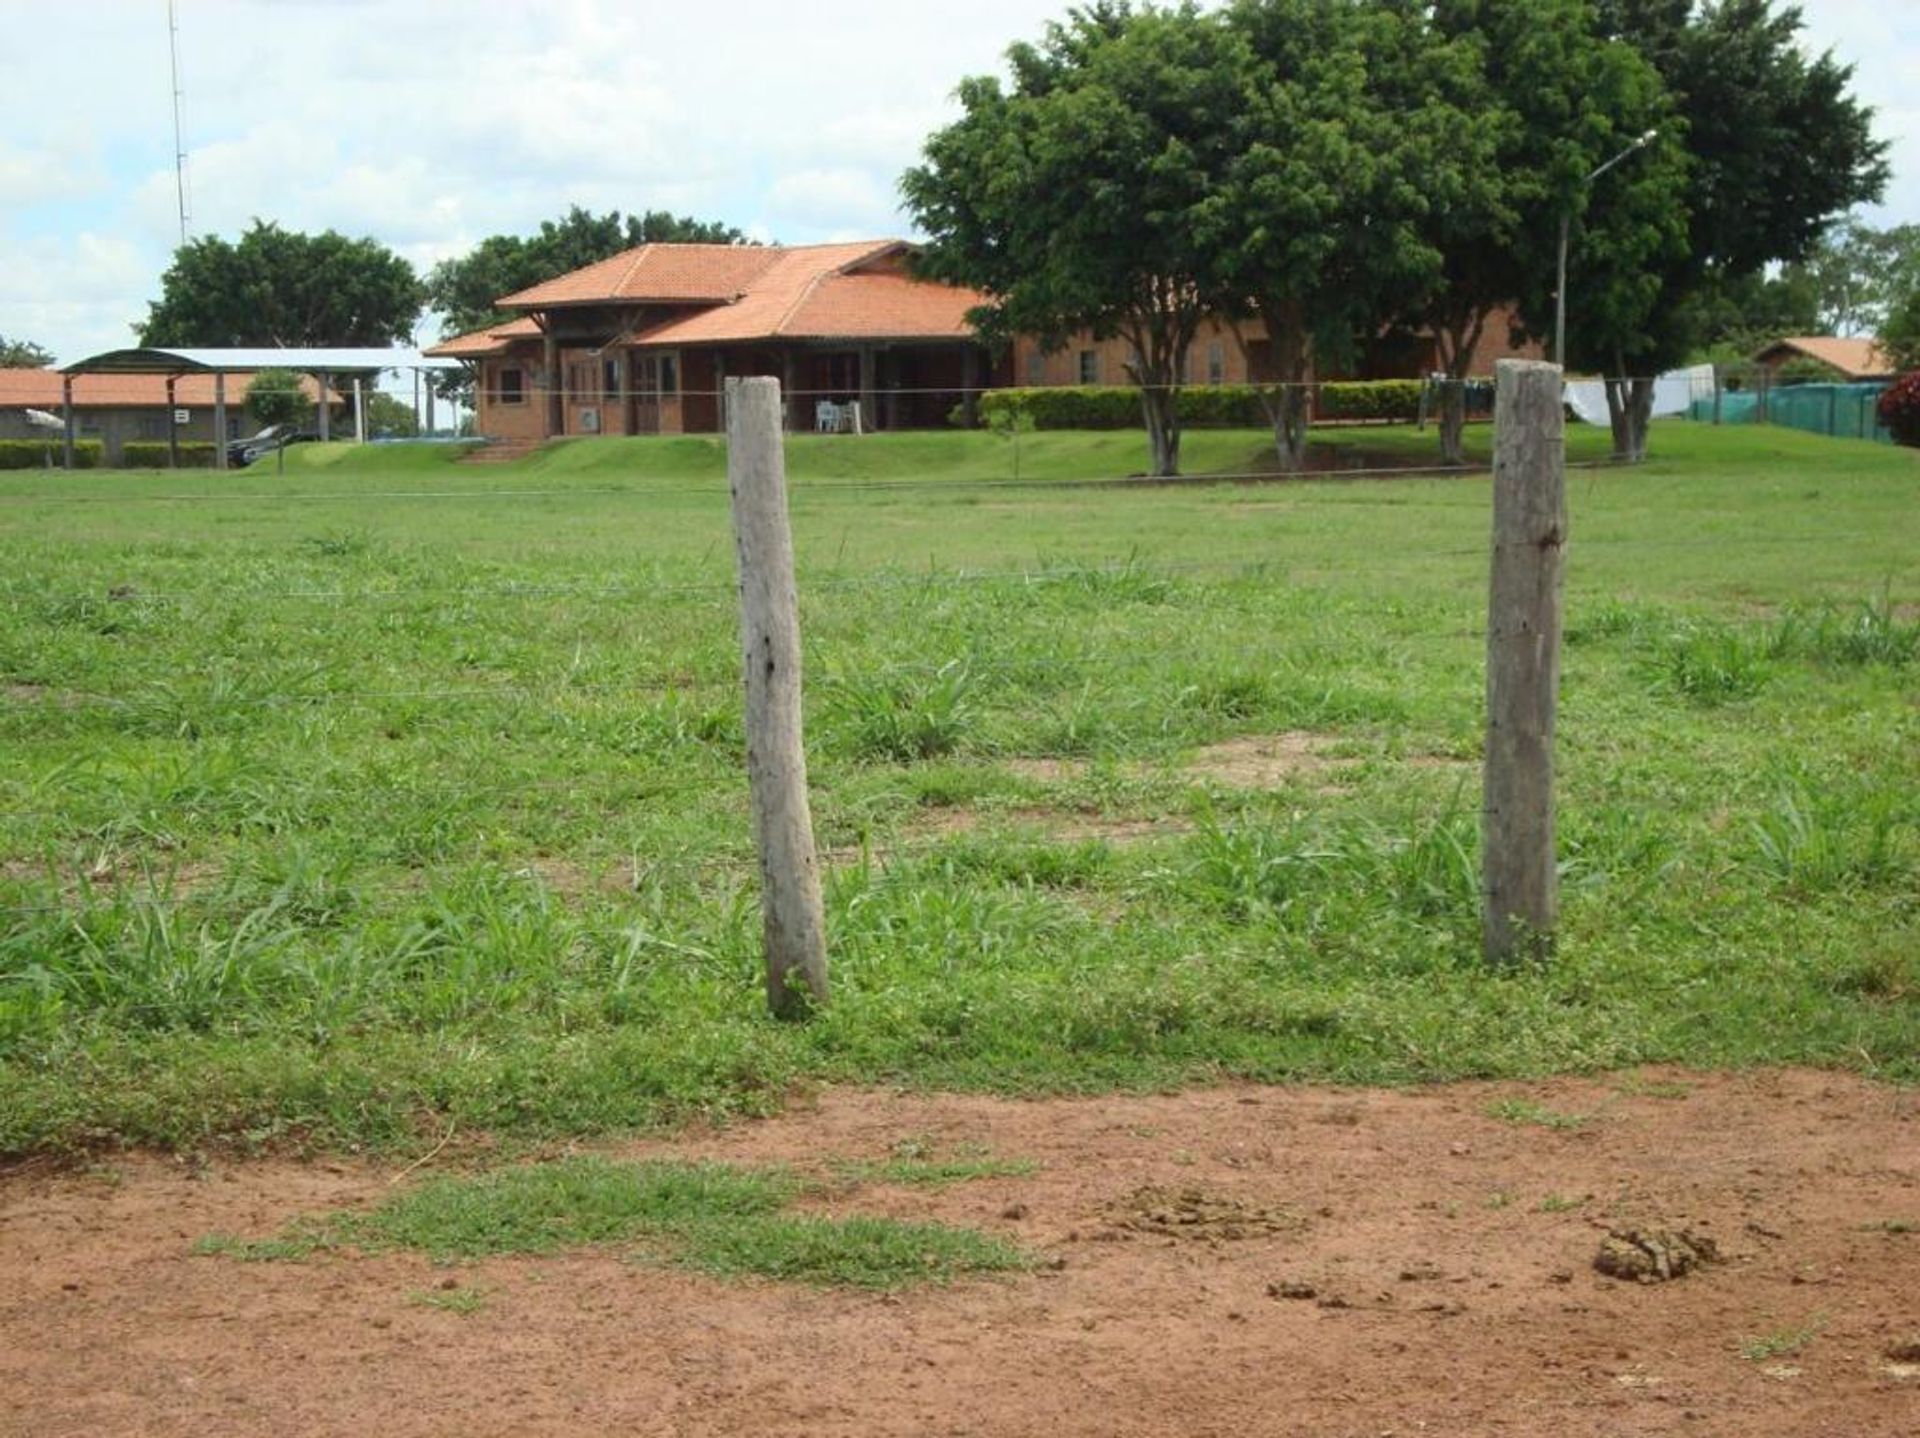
[424,317,541,359]
[498,244,791,308]
[0,369,334,408]
[1756,336,1894,378]
[777,272,982,341]
[601,244,986,348]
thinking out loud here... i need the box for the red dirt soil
[3,1067,1917,1437]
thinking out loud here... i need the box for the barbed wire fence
[2,371,1911,981]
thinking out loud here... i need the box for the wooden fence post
[725,376,829,1018]
[1483,359,1567,965]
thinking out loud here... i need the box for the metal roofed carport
[55,347,464,470]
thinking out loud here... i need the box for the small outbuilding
[1749,336,1896,383]
[49,347,461,469]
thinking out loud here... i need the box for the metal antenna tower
[168,0,191,244]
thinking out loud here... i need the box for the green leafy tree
[903,1,1245,477]
[1413,0,1677,464]
[140,221,424,348]
[1882,287,1920,373]
[244,367,309,474]
[1679,266,1820,360]
[1219,0,1487,470]
[365,391,419,438]
[245,368,307,429]
[0,335,55,367]
[1565,0,1889,459]
[1782,219,1920,337]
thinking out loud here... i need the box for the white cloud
[0,231,152,361]
[764,168,901,236]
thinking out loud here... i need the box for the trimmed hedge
[120,441,218,469]
[971,380,1439,431]
[0,439,102,469]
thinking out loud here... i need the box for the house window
[1025,350,1046,386]
[227,417,241,439]
[567,361,596,398]
[135,414,167,440]
[1078,349,1099,385]
[659,354,679,397]
[498,367,525,405]
[604,358,620,401]
[1206,340,1226,386]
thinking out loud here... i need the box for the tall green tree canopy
[1567,0,1888,456]
[0,335,55,367]
[903,1,1247,477]
[1220,0,1494,468]
[1782,219,1920,337]
[425,205,752,341]
[140,221,424,348]
[1412,0,1679,462]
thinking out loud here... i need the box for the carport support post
[166,376,179,469]
[725,376,829,1020]
[317,371,332,442]
[213,372,229,472]
[1482,359,1566,966]
[353,377,366,443]
[61,375,75,471]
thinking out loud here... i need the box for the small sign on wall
[173,409,190,425]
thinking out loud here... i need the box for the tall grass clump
[825,659,977,761]
[1770,592,1919,668]
[1749,784,1909,894]
[1640,620,1773,704]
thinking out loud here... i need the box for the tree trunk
[1252,308,1313,472]
[1267,385,1308,471]
[1139,382,1181,477]
[1438,382,1468,466]
[1603,374,1656,463]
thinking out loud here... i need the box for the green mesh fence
[1688,382,1891,443]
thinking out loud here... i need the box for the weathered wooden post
[60,374,75,471]
[213,372,228,472]
[1483,359,1567,965]
[725,377,829,1018]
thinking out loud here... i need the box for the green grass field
[1,420,1915,1156]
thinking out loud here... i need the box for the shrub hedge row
[120,441,219,468]
[0,439,102,469]
[971,380,1444,431]
[0,440,232,469]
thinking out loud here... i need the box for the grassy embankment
[0,420,1914,1155]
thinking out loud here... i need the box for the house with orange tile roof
[1750,335,1896,382]
[426,240,1003,442]
[0,368,337,463]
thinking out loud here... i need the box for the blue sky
[1,0,1914,363]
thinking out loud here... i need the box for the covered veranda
[54,347,463,470]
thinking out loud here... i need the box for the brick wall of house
[1015,316,1256,390]
[477,353,547,444]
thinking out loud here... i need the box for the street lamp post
[1555,129,1659,369]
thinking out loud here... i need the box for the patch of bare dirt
[826,807,1191,867]
[0,853,222,899]
[1186,731,1348,788]
[5,1068,1920,1437]
[1184,733,1475,789]
[1002,757,1089,784]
